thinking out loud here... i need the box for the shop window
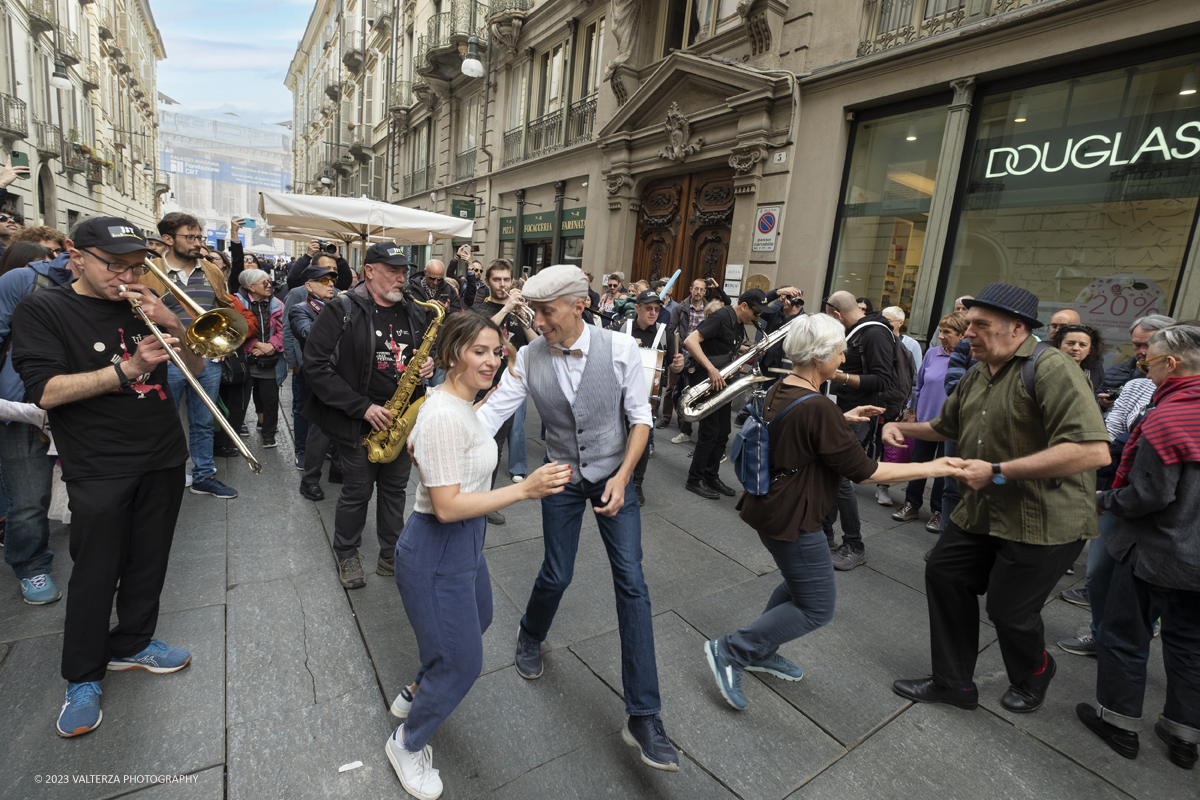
[828,105,949,318]
[943,53,1200,362]
[561,238,585,266]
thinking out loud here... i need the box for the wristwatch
[114,362,135,389]
[991,463,1006,485]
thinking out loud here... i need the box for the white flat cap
[521,264,590,302]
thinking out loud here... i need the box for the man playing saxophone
[303,242,435,589]
[10,218,201,737]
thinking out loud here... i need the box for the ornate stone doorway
[632,168,734,299]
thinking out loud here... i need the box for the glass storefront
[943,54,1200,361]
[827,105,949,328]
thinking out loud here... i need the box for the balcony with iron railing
[388,81,413,112]
[98,9,114,39]
[371,0,393,35]
[415,1,489,75]
[79,60,100,92]
[565,94,597,147]
[86,154,105,185]
[857,0,1053,57]
[0,94,28,139]
[489,0,535,14]
[455,148,476,180]
[525,109,563,161]
[63,141,87,173]
[58,30,82,66]
[33,118,61,159]
[404,166,431,197]
[502,126,524,167]
[28,0,55,35]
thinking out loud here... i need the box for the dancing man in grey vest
[477,264,679,772]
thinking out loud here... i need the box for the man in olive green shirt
[883,283,1110,716]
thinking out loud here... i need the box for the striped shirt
[162,266,216,326]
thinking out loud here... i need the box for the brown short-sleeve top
[737,381,878,541]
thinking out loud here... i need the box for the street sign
[753,207,780,252]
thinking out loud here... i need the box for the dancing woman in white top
[385,312,570,800]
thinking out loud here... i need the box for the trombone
[119,257,263,474]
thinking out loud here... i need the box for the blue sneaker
[746,652,804,681]
[21,574,62,605]
[704,639,747,710]
[190,476,238,498]
[56,682,102,737]
[108,639,192,673]
[622,714,680,772]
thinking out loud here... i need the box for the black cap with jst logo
[71,216,153,255]
[364,241,412,267]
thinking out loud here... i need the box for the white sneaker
[511,474,526,484]
[386,728,442,800]
[390,685,414,718]
[875,485,893,506]
[671,432,690,444]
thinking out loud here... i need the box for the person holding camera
[217,269,283,450]
[287,240,352,291]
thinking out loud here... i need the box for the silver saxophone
[678,316,799,422]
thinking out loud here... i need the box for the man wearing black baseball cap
[10,216,204,737]
[302,241,436,589]
[682,287,769,499]
[290,257,340,497]
[884,282,1110,717]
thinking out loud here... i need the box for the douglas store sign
[969,111,1200,197]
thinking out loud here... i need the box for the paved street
[0,399,1193,799]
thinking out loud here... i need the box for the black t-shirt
[10,285,189,481]
[367,302,420,405]
[477,299,527,350]
[695,305,744,359]
[627,319,664,351]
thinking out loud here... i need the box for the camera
[316,240,338,255]
[785,296,804,308]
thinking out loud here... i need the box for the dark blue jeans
[822,477,862,547]
[0,421,56,579]
[166,360,222,481]
[521,470,661,716]
[395,512,492,751]
[720,531,836,668]
[1087,512,1117,639]
[1096,547,1200,740]
[292,370,310,455]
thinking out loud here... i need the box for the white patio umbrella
[258,192,473,248]
[243,242,284,255]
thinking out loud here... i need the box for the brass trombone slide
[142,257,250,358]
[121,268,263,474]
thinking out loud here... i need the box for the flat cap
[521,264,590,303]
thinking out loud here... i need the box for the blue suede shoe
[746,652,804,682]
[705,639,747,710]
[21,574,62,605]
[107,640,192,673]
[622,714,679,772]
[56,682,102,737]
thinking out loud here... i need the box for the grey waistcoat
[527,328,626,484]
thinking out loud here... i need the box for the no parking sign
[753,206,780,252]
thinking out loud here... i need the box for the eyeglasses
[313,276,336,286]
[0,213,24,224]
[608,283,619,289]
[84,249,149,276]
[48,247,65,257]
[1136,353,1170,374]
[169,233,203,243]
[426,276,444,284]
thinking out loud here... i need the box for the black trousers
[333,440,412,561]
[926,522,1083,687]
[688,400,731,483]
[216,376,279,446]
[489,414,515,490]
[61,466,185,683]
[1097,547,1200,736]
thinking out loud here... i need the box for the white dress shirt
[477,322,652,436]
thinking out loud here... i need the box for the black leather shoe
[1156,721,1198,769]
[1001,653,1056,714]
[1077,703,1139,759]
[706,477,737,497]
[686,480,719,499]
[892,677,978,710]
[299,482,325,501]
[655,418,670,429]
[214,446,241,458]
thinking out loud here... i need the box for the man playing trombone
[10,218,201,738]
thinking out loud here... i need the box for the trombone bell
[186,308,250,359]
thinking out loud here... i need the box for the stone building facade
[0,0,165,233]
[288,0,1200,359]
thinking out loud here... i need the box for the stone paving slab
[792,702,1132,800]
[128,766,224,800]
[226,502,331,587]
[974,598,1194,800]
[572,611,846,800]
[478,730,737,800]
[0,605,225,800]
[416,648,629,799]
[158,523,226,616]
[674,567,999,747]
[225,575,376,727]
[226,684,396,800]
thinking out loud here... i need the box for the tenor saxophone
[363,295,447,463]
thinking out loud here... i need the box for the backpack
[848,320,914,410]
[961,340,1052,405]
[0,270,55,371]
[729,392,819,496]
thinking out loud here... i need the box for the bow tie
[550,348,583,358]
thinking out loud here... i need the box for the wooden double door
[631,168,735,301]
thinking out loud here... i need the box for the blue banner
[159,152,292,192]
